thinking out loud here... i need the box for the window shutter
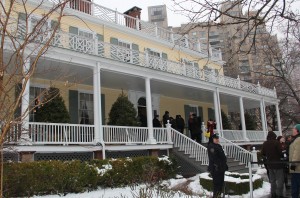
[208,108,215,121]
[96,33,104,41]
[132,43,139,51]
[69,26,78,35]
[184,104,190,128]
[18,13,26,39]
[132,43,139,64]
[69,90,79,124]
[198,106,203,123]
[14,83,22,120]
[51,20,60,30]
[110,37,118,45]
[96,34,104,56]
[101,94,105,124]
[162,52,168,59]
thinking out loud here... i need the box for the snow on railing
[29,122,94,144]
[219,136,253,167]
[171,128,208,165]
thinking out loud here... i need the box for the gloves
[291,165,296,171]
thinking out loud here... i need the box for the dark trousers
[212,171,225,198]
[191,132,202,143]
[291,173,300,198]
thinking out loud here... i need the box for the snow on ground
[33,168,271,198]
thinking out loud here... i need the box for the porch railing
[103,125,169,144]
[29,122,94,145]
[222,130,266,142]
[219,136,253,167]
[171,128,208,165]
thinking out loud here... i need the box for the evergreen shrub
[3,156,177,197]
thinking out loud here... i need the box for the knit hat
[211,133,219,139]
[267,131,277,140]
[294,124,300,133]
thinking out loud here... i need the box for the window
[29,86,46,122]
[200,31,206,38]
[79,92,94,124]
[118,40,131,62]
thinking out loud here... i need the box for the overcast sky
[94,0,188,27]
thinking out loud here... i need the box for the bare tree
[0,0,72,196]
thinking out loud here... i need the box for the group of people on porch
[151,110,217,144]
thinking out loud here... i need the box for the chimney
[123,6,142,29]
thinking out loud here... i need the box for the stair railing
[170,128,208,165]
[219,136,253,167]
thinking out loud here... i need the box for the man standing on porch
[289,124,300,198]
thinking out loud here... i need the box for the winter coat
[289,134,300,173]
[207,143,228,173]
[261,139,284,169]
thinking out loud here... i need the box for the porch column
[262,99,268,135]
[213,90,221,134]
[275,103,282,135]
[216,88,223,133]
[145,77,156,144]
[19,58,32,145]
[260,99,267,138]
[239,96,248,141]
[93,62,103,145]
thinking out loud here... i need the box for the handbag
[204,131,210,138]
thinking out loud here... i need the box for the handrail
[219,136,253,167]
[171,128,208,165]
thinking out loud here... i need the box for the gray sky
[94,0,188,27]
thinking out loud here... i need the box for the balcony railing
[47,0,222,61]
[42,30,277,97]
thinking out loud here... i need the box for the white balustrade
[0,122,22,143]
[29,122,94,144]
[171,128,208,165]
[247,130,266,141]
[13,10,276,98]
[219,136,253,167]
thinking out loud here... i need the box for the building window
[79,92,94,124]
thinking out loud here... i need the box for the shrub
[199,172,263,195]
[3,156,177,197]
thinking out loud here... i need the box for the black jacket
[262,139,284,169]
[207,143,228,173]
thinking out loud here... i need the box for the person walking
[289,124,300,198]
[261,131,285,198]
[207,133,228,198]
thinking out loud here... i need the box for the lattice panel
[2,152,19,162]
[34,152,93,161]
[106,150,149,159]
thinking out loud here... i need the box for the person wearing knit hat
[290,124,300,198]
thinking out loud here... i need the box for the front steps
[171,146,249,177]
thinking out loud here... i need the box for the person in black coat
[207,133,228,198]
[261,131,284,198]
[175,115,185,133]
[152,115,162,127]
[162,111,170,127]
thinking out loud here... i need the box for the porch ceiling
[31,59,261,112]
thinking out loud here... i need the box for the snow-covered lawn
[33,168,270,198]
